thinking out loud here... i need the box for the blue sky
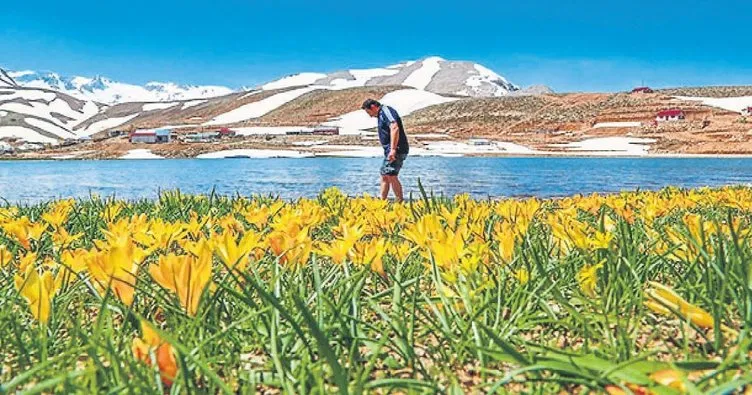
[2,0,750,92]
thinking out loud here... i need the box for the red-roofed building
[742,106,752,116]
[631,87,654,94]
[218,127,236,137]
[129,129,157,143]
[312,126,340,135]
[656,109,685,122]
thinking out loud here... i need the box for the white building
[468,138,491,146]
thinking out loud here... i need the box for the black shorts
[380,154,407,176]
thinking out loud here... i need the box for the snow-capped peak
[259,57,519,97]
[7,69,234,104]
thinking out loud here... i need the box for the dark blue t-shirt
[378,105,409,156]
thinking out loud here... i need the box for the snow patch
[79,113,140,136]
[292,140,328,146]
[0,89,57,102]
[240,90,261,99]
[474,64,506,82]
[402,57,443,90]
[460,64,516,97]
[262,73,327,90]
[205,87,317,125]
[142,102,179,112]
[0,102,70,128]
[675,96,752,113]
[0,126,58,144]
[120,149,163,159]
[181,99,207,110]
[553,137,655,156]
[0,89,99,129]
[592,121,643,129]
[24,118,76,138]
[329,68,400,89]
[71,101,101,128]
[324,89,457,131]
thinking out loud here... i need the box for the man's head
[362,99,381,118]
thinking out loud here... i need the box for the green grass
[0,187,751,394]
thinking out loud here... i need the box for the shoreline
[6,151,752,161]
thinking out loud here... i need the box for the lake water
[1,157,751,203]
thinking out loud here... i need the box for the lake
[1,157,751,203]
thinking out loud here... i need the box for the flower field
[1,187,751,393]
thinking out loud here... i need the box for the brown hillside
[253,86,403,126]
[405,92,750,153]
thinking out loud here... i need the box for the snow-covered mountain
[0,85,102,143]
[0,69,17,88]
[261,56,520,97]
[7,70,234,104]
[0,57,528,144]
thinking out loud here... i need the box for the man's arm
[388,122,399,161]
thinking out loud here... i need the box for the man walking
[362,99,409,202]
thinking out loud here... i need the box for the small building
[742,106,752,117]
[129,129,157,144]
[16,142,45,152]
[312,126,340,136]
[155,128,172,143]
[218,127,236,138]
[77,135,93,143]
[656,109,685,122]
[108,130,125,138]
[184,132,220,143]
[468,138,491,146]
[631,87,654,94]
[286,129,313,136]
[0,141,13,154]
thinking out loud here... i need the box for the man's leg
[391,176,404,202]
[380,175,391,199]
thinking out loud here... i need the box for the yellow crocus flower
[19,252,37,272]
[14,265,58,324]
[150,250,212,316]
[577,260,604,298]
[644,281,736,335]
[589,231,613,250]
[352,238,387,278]
[0,244,13,267]
[514,268,529,285]
[2,217,46,250]
[214,231,263,271]
[132,320,178,386]
[41,202,73,229]
[87,239,141,306]
[52,227,84,250]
